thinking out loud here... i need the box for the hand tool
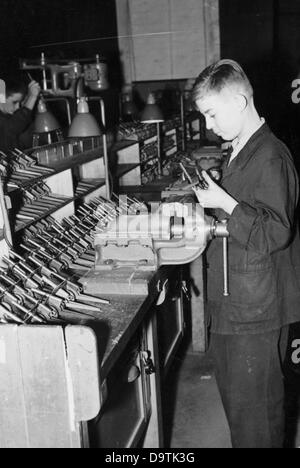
[0,303,25,324]
[0,284,45,323]
[32,289,102,316]
[0,273,58,320]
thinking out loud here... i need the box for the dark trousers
[210,328,288,448]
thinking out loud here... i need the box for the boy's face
[196,88,245,141]
[0,92,24,114]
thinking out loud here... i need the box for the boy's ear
[234,93,248,112]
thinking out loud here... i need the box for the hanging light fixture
[141,93,164,176]
[68,97,102,138]
[32,98,63,147]
[140,93,164,123]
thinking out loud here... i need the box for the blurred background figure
[0,71,40,152]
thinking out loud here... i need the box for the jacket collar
[222,123,271,180]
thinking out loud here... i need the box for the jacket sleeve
[0,108,32,151]
[227,156,299,254]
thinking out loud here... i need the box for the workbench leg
[143,313,164,448]
[190,255,207,353]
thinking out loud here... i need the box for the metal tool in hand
[180,164,229,296]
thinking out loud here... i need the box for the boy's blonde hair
[192,59,253,104]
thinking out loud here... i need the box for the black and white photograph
[0,0,299,450]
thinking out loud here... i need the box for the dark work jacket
[207,123,300,334]
[0,107,33,152]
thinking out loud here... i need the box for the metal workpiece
[0,303,24,324]
[0,242,108,321]
[96,204,116,221]
[16,183,68,221]
[22,239,52,260]
[81,202,100,214]
[24,237,72,269]
[43,234,79,260]
[63,218,88,236]
[0,284,45,324]
[63,227,91,248]
[24,198,58,209]
[50,227,85,254]
[1,194,114,323]
[21,246,65,273]
[0,274,56,321]
[82,207,102,222]
[32,289,102,317]
[78,212,100,227]
[13,302,45,324]
[16,214,36,221]
[71,257,94,268]
[19,206,47,216]
[0,148,54,187]
[2,258,40,289]
[25,255,65,282]
[70,214,95,230]
[31,289,66,313]
[12,149,53,175]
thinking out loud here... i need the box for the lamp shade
[140,93,164,123]
[68,98,101,137]
[34,99,60,133]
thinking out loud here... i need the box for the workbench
[82,265,184,448]
[0,264,185,448]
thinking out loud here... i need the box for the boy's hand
[23,81,41,110]
[193,170,238,215]
[27,80,41,98]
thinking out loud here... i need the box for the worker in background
[192,59,300,448]
[0,72,41,152]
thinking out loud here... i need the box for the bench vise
[79,201,229,296]
[94,202,229,294]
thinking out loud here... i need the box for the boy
[0,72,40,152]
[192,59,300,448]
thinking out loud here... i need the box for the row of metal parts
[0,148,54,188]
[0,194,144,325]
[117,121,157,141]
[16,181,69,226]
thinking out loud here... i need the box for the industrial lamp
[140,92,164,124]
[33,98,63,147]
[68,96,110,200]
[68,97,102,138]
[140,93,164,176]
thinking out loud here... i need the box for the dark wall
[219,0,276,126]
[274,0,300,110]
[0,0,121,87]
[274,0,300,165]
[219,0,300,157]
